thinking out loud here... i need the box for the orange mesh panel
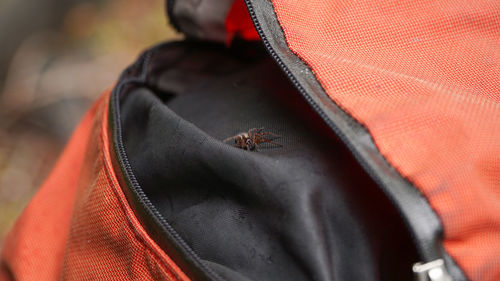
[61,91,189,280]
[270,1,500,280]
[0,95,101,281]
[61,157,184,280]
[1,91,190,281]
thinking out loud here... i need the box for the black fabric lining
[115,41,420,280]
[243,0,468,280]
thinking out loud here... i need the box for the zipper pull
[413,259,452,281]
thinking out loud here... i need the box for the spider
[223,128,281,151]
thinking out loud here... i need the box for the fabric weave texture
[270,1,500,280]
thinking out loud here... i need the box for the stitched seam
[97,96,185,281]
[99,135,183,281]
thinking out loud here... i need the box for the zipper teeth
[115,96,225,281]
[243,0,434,261]
[112,51,225,281]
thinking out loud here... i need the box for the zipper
[414,259,452,281]
[110,47,225,281]
[242,0,460,280]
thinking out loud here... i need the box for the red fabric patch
[225,0,260,45]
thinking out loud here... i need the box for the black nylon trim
[244,0,468,280]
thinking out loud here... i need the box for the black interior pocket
[118,41,418,281]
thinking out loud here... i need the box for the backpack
[2,0,499,280]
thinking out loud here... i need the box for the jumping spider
[223,128,281,151]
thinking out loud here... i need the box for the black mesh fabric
[119,42,418,281]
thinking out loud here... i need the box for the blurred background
[0,0,180,246]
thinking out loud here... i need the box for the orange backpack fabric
[1,1,499,280]
[270,1,500,280]
[0,92,189,281]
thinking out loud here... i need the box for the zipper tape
[243,0,467,280]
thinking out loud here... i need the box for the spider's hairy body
[224,128,281,151]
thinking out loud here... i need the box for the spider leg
[262,139,283,147]
[250,127,265,132]
[261,131,280,137]
[253,143,260,152]
[261,132,281,141]
[270,141,283,147]
[248,127,265,137]
[223,135,239,143]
